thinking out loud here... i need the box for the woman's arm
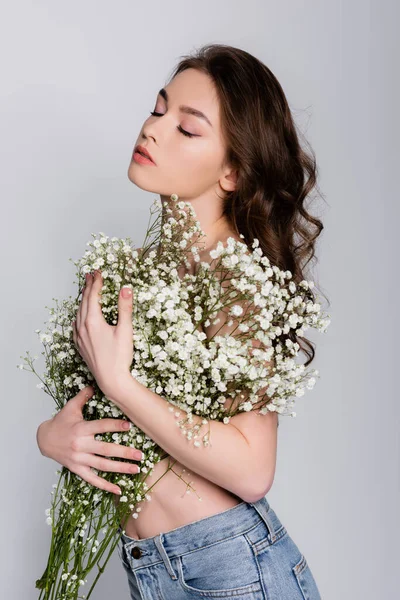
[106,376,278,504]
[35,386,144,495]
[71,266,278,502]
[36,418,53,457]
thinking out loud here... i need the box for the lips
[134,145,155,164]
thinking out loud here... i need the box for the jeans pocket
[292,554,322,600]
[176,534,264,598]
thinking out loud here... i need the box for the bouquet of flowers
[18,194,330,599]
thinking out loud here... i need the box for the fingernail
[121,286,132,298]
[122,421,131,430]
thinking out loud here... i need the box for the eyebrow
[158,88,213,128]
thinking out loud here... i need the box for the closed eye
[149,111,199,138]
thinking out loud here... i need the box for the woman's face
[127,68,231,202]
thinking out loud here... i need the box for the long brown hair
[167,43,329,366]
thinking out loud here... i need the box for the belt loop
[248,497,277,543]
[154,533,178,580]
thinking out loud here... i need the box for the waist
[118,494,281,566]
[120,453,243,539]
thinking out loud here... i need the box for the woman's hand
[71,270,134,398]
[36,386,144,495]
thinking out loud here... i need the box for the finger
[75,280,85,331]
[89,439,144,461]
[83,418,134,436]
[75,465,122,495]
[69,386,95,414]
[86,454,141,475]
[87,270,104,323]
[72,319,83,351]
[117,284,133,330]
[79,272,93,326]
[72,319,77,347]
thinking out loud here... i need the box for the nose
[139,132,156,148]
[142,120,161,144]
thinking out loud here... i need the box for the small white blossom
[18,192,330,597]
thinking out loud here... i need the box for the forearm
[107,376,265,502]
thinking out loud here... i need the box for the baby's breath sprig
[19,193,330,598]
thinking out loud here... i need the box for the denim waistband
[118,495,282,580]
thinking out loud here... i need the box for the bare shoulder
[194,231,243,274]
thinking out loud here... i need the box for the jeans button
[131,546,142,559]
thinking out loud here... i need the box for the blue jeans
[117,495,321,599]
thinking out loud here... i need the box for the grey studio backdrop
[1,1,398,598]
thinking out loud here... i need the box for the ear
[219,166,238,193]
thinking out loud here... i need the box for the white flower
[19,195,330,597]
[230,305,244,317]
[306,377,316,390]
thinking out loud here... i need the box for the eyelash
[149,110,196,138]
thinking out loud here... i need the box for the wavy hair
[167,43,329,366]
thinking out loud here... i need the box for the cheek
[127,133,224,197]
[165,149,221,197]
[177,143,222,180]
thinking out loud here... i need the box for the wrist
[105,372,137,406]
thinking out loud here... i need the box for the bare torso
[118,455,243,540]
[116,230,245,540]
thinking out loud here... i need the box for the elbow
[241,469,275,504]
[36,419,51,457]
[243,482,273,504]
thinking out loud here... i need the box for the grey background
[1,1,398,598]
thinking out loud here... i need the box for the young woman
[37,43,324,599]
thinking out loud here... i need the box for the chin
[127,164,155,192]
[127,164,178,199]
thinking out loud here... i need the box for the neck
[159,192,232,266]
